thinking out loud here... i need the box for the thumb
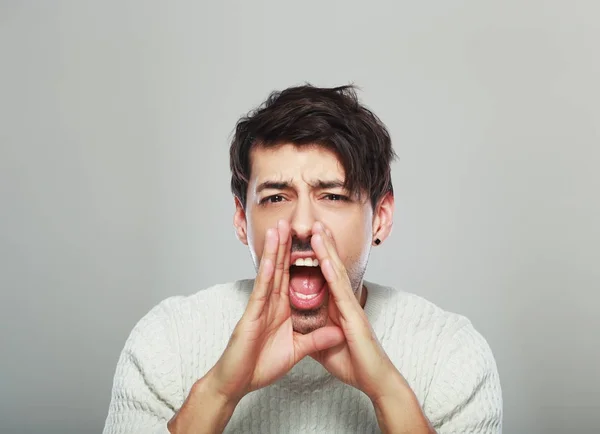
[293,326,345,362]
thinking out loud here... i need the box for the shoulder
[366,281,473,343]
[424,318,503,431]
[373,281,499,369]
[110,281,253,402]
[122,279,252,356]
[380,288,499,384]
[137,280,252,327]
[367,282,502,431]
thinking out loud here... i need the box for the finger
[327,294,342,326]
[293,326,345,362]
[313,222,344,269]
[245,228,278,320]
[278,227,292,304]
[311,224,354,301]
[311,223,363,320]
[272,220,291,297]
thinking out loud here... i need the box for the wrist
[202,367,245,408]
[168,373,240,434]
[370,385,419,417]
[372,392,433,434]
[370,371,434,434]
[367,364,409,403]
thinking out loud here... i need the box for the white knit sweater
[103,280,502,433]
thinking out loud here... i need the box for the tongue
[290,267,326,295]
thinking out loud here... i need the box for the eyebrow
[255,179,346,194]
[308,179,346,190]
[255,181,292,194]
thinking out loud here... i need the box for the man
[103,85,502,433]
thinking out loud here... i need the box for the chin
[290,305,329,334]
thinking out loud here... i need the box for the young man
[103,85,502,433]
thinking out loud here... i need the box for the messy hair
[230,84,396,209]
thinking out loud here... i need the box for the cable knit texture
[103,280,502,433]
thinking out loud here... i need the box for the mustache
[291,236,313,253]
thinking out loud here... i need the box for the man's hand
[310,222,435,434]
[168,220,344,433]
[209,219,344,400]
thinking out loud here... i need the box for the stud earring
[374,238,381,245]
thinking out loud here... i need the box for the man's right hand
[168,220,345,433]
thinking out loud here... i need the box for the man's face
[234,143,391,334]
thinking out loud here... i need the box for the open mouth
[288,257,327,310]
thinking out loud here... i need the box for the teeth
[293,258,319,267]
[293,291,319,300]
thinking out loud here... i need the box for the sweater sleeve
[103,301,183,434]
[425,320,503,434]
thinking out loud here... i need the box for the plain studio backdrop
[1,1,599,433]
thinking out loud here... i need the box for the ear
[233,197,249,245]
[372,192,394,246]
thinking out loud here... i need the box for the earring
[374,238,381,245]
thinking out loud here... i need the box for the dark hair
[230,84,396,209]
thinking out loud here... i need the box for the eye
[260,195,286,204]
[324,194,349,202]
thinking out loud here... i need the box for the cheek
[245,213,273,267]
[247,205,288,242]
[329,217,371,265]
[336,236,369,266]
[324,204,372,236]
[246,226,263,263]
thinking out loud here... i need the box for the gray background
[1,1,598,433]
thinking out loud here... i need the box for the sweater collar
[363,280,391,330]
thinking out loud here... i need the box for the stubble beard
[290,292,330,335]
[290,264,366,335]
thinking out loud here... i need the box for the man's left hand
[310,221,435,433]
[309,221,404,400]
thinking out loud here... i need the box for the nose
[289,196,316,241]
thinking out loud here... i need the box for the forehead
[248,144,345,185]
